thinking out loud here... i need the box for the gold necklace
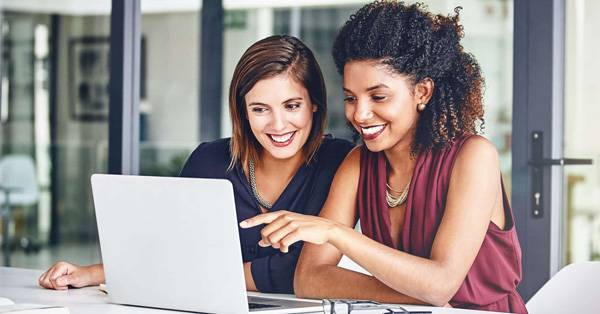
[386,180,410,208]
[249,160,272,210]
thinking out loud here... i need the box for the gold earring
[417,103,426,112]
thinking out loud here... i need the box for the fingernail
[258,240,269,247]
[239,221,248,228]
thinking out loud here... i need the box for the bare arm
[244,262,258,291]
[327,136,500,305]
[241,148,426,303]
[244,137,502,306]
[293,148,426,304]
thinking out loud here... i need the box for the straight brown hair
[228,35,327,170]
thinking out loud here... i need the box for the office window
[138,1,201,176]
[0,1,111,268]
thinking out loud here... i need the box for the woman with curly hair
[241,1,527,312]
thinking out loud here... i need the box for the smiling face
[245,73,316,161]
[343,60,427,153]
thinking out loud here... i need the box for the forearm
[329,225,456,306]
[86,263,106,285]
[295,264,427,305]
[244,262,258,291]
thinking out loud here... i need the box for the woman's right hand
[38,262,105,290]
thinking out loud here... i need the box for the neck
[255,149,304,179]
[384,138,415,177]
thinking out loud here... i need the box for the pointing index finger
[239,211,284,228]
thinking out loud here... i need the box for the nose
[269,109,287,132]
[353,100,373,124]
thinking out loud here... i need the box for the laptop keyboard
[248,302,281,309]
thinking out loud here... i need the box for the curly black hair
[332,1,485,154]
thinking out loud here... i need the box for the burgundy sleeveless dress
[357,135,527,313]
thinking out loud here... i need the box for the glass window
[139,1,201,177]
[0,1,111,268]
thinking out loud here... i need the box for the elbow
[422,281,459,307]
[416,262,463,307]
[293,263,309,298]
[425,290,453,307]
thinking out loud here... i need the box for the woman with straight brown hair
[38,35,354,294]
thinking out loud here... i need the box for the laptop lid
[91,174,249,314]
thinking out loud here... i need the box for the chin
[363,141,386,152]
[264,146,302,160]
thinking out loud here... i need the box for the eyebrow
[366,84,390,92]
[282,97,303,103]
[247,97,303,107]
[247,102,268,107]
[343,84,390,93]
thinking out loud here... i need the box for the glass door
[513,0,596,301]
[563,0,600,264]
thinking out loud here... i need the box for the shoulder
[190,138,231,159]
[179,138,232,178]
[335,145,362,177]
[456,135,499,165]
[324,145,362,206]
[452,135,500,177]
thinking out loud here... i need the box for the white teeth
[270,132,294,143]
[361,125,385,135]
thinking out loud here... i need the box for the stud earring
[417,103,426,112]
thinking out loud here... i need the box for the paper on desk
[0,303,69,313]
[0,298,14,306]
[337,255,372,276]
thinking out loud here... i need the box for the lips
[268,131,296,147]
[360,124,386,140]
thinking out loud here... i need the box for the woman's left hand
[240,211,339,253]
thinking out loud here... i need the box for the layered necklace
[248,159,273,210]
[385,180,410,208]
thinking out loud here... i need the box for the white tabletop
[0,267,504,314]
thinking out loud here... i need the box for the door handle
[529,158,592,166]
[528,131,593,218]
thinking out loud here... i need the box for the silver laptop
[91,174,322,314]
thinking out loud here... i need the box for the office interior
[0,0,597,304]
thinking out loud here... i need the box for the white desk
[0,267,503,314]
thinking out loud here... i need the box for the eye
[343,95,356,103]
[371,95,387,102]
[251,107,268,114]
[285,103,301,110]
